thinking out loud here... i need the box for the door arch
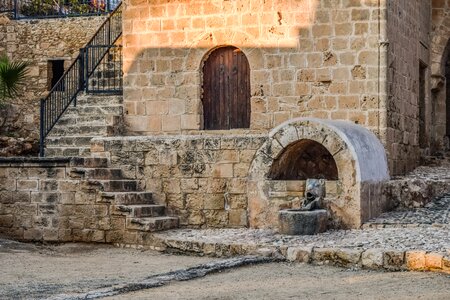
[202,46,250,130]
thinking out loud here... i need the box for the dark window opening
[202,46,250,130]
[48,60,65,91]
[269,139,339,180]
[419,62,427,148]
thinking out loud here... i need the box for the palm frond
[0,54,29,100]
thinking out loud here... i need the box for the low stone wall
[0,158,108,242]
[91,135,267,228]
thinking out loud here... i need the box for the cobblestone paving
[156,225,450,255]
[365,194,450,227]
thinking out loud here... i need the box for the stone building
[0,15,106,145]
[0,0,449,244]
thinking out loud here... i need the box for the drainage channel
[47,256,281,300]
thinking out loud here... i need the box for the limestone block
[406,250,427,271]
[361,248,384,269]
[228,209,247,227]
[383,250,405,271]
[186,194,204,210]
[0,215,13,228]
[335,248,363,267]
[16,180,38,191]
[286,246,312,263]
[204,210,229,227]
[23,228,43,241]
[425,253,443,270]
[187,210,205,225]
[212,163,233,178]
[311,248,336,264]
[204,194,225,210]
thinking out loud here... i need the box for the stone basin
[278,209,328,235]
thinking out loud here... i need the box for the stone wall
[91,118,390,229]
[91,135,267,228]
[0,158,113,242]
[122,0,387,139]
[385,0,431,175]
[0,15,105,143]
[0,156,180,245]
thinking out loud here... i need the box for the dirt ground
[120,263,450,300]
[1,239,449,300]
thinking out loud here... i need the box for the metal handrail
[39,2,122,157]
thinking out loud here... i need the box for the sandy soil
[0,240,214,299]
[1,239,449,300]
[118,263,450,300]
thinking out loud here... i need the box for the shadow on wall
[120,0,385,134]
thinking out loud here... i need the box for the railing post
[84,47,89,93]
[39,98,45,157]
[79,49,86,98]
[13,0,17,19]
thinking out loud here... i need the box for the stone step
[87,81,123,91]
[50,125,110,136]
[100,192,153,205]
[57,115,116,126]
[125,216,179,232]
[46,136,93,147]
[112,204,166,218]
[45,147,91,157]
[62,105,123,116]
[70,157,109,168]
[90,69,122,79]
[69,167,124,180]
[76,95,122,106]
[87,179,138,192]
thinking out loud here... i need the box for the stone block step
[62,105,123,116]
[111,204,166,218]
[45,147,91,157]
[50,125,110,136]
[57,115,111,126]
[100,192,153,205]
[46,136,93,147]
[70,157,109,168]
[87,179,138,192]
[69,168,124,180]
[76,95,122,106]
[126,216,179,232]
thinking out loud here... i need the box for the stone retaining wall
[91,135,267,228]
[0,158,109,242]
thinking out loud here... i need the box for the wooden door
[202,46,250,130]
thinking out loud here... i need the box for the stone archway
[247,118,390,230]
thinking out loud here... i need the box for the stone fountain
[278,179,328,235]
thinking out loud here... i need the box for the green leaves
[0,54,29,104]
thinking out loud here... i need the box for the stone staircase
[45,94,124,157]
[44,92,179,234]
[70,157,179,233]
[87,45,122,92]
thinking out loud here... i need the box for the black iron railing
[39,2,122,157]
[85,45,123,94]
[9,0,120,19]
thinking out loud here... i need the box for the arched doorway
[202,46,250,130]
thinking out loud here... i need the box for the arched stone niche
[247,118,390,230]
